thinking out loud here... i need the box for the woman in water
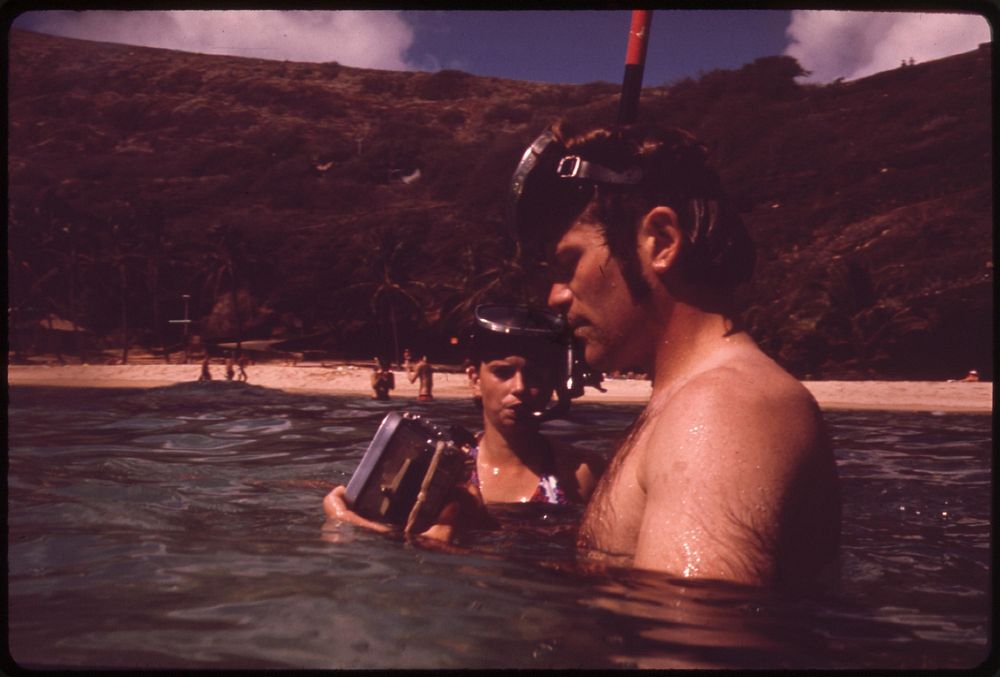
[323,316,600,540]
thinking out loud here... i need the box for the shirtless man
[407,355,434,401]
[508,121,840,587]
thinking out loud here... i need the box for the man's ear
[638,206,683,276]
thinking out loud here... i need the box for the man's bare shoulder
[643,348,825,479]
[632,350,837,584]
[690,351,817,418]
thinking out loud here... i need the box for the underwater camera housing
[344,305,603,530]
[344,411,476,534]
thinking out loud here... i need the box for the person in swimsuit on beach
[407,355,434,401]
[507,121,840,587]
[197,356,212,381]
[463,359,482,409]
[324,314,599,536]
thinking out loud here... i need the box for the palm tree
[10,196,91,362]
[193,223,252,353]
[439,239,539,336]
[338,226,428,364]
[108,219,145,365]
[135,204,172,363]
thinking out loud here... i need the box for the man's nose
[547,282,572,313]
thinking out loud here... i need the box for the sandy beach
[6,363,992,413]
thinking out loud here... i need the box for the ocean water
[6,382,992,669]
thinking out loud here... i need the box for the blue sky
[401,10,792,86]
[10,9,992,84]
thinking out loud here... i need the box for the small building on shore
[10,314,100,358]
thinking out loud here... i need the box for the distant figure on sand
[371,358,395,401]
[198,356,212,381]
[224,354,235,381]
[962,369,981,382]
[464,358,482,409]
[402,348,413,372]
[408,355,434,401]
[237,354,249,382]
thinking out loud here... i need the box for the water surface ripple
[7,383,991,669]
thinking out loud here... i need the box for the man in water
[407,354,434,401]
[508,121,840,586]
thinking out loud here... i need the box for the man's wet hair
[516,121,756,300]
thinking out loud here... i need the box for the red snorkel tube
[618,10,653,126]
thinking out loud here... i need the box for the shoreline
[6,364,992,413]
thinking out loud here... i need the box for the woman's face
[476,354,556,431]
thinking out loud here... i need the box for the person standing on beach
[407,355,434,401]
[507,121,840,587]
[224,353,235,381]
[463,359,482,408]
[237,354,249,382]
[198,356,212,381]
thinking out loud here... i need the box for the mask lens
[506,132,563,240]
[475,304,566,337]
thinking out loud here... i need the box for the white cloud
[13,10,417,69]
[785,10,991,82]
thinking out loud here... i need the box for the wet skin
[546,215,840,587]
[473,355,596,504]
[324,353,597,537]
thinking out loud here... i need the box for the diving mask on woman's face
[472,304,604,422]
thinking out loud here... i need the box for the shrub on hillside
[527,82,617,109]
[438,109,467,128]
[246,124,308,159]
[412,69,473,101]
[359,75,396,95]
[316,61,341,79]
[168,99,223,128]
[483,103,533,125]
[189,144,269,177]
[280,83,347,118]
[101,95,161,131]
[155,67,205,94]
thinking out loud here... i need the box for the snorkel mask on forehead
[472,304,604,422]
[506,130,644,242]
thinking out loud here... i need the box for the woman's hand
[322,482,490,543]
[323,485,392,534]
[412,481,489,542]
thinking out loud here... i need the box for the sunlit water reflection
[7,382,991,669]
